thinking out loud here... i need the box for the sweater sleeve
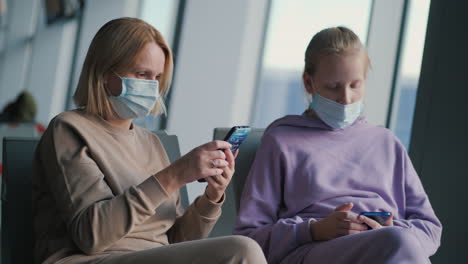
[167,191,224,243]
[38,117,171,255]
[393,143,442,256]
[233,133,315,264]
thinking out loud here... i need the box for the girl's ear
[303,72,314,95]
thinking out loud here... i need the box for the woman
[32,18,266,264]
[234,27,442,263]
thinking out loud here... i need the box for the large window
[140,0,179,47]
[390,0,431,148]
[134,0,180,131]
[252,0,374,128]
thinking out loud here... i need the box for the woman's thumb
[335,202,353,212]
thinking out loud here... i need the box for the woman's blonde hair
[74,17,173,119]
[304,26,370,76]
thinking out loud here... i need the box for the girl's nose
[337,87,353,105]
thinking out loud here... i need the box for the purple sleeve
[393,143,442,256]
[233,133,315,264]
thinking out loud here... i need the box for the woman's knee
[224,235,266,263]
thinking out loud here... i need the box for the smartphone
[359,212,391,225]
[198,126,251,182]
[223,126,251,154]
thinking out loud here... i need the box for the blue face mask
[310,92,363,129]
[109,77,159,119]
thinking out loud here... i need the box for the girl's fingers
[338,220,368,231]
[358,215,382,229]
[383,213,394,226]
[335,211,360,223]
[334,202,353,212]
[336,228,362,236]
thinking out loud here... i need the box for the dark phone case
[197,126,250,182]
[360,212,391,225]
[224,126,250,153]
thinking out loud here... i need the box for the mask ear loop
[148,81,167,118]
[156,95,167,116]
[305,75,316,110]
[112,71,123,78]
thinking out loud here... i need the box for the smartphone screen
[224,126,251,153]
[359,212,391,225]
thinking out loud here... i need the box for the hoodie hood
[265,112,367,134]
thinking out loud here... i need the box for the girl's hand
[311,203,368,240]
[358,213,394,229]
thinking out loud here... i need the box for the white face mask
[109,77,159,119]
[310,92,363,129]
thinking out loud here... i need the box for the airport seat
[0,123,43,176]
[1,137,38,264]
[0,131,187,264]
[209,127,265,237]
[153,130,189,208]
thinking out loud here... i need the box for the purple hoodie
[234,114,442,263]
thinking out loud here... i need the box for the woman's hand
[156,140,232,194]
[358,212,394,229]
[311,203,368,241]
[205,148,238,203]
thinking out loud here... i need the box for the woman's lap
[95,235,266,264]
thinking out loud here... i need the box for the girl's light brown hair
[74,17,173,119]
[304,26,370,76]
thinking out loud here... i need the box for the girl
[234,27,441,264]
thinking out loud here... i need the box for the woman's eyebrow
[132,67,164,77]
[133,67,152,72]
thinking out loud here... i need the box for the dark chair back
[209,128,265,237]
[153,130,189,208]
[1,137,38,264]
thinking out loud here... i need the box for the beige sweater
[33,110,223,264]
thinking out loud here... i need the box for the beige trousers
[91,236,266,264]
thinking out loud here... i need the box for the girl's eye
[137,72,146,77]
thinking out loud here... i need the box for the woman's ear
[105,72,122,96]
